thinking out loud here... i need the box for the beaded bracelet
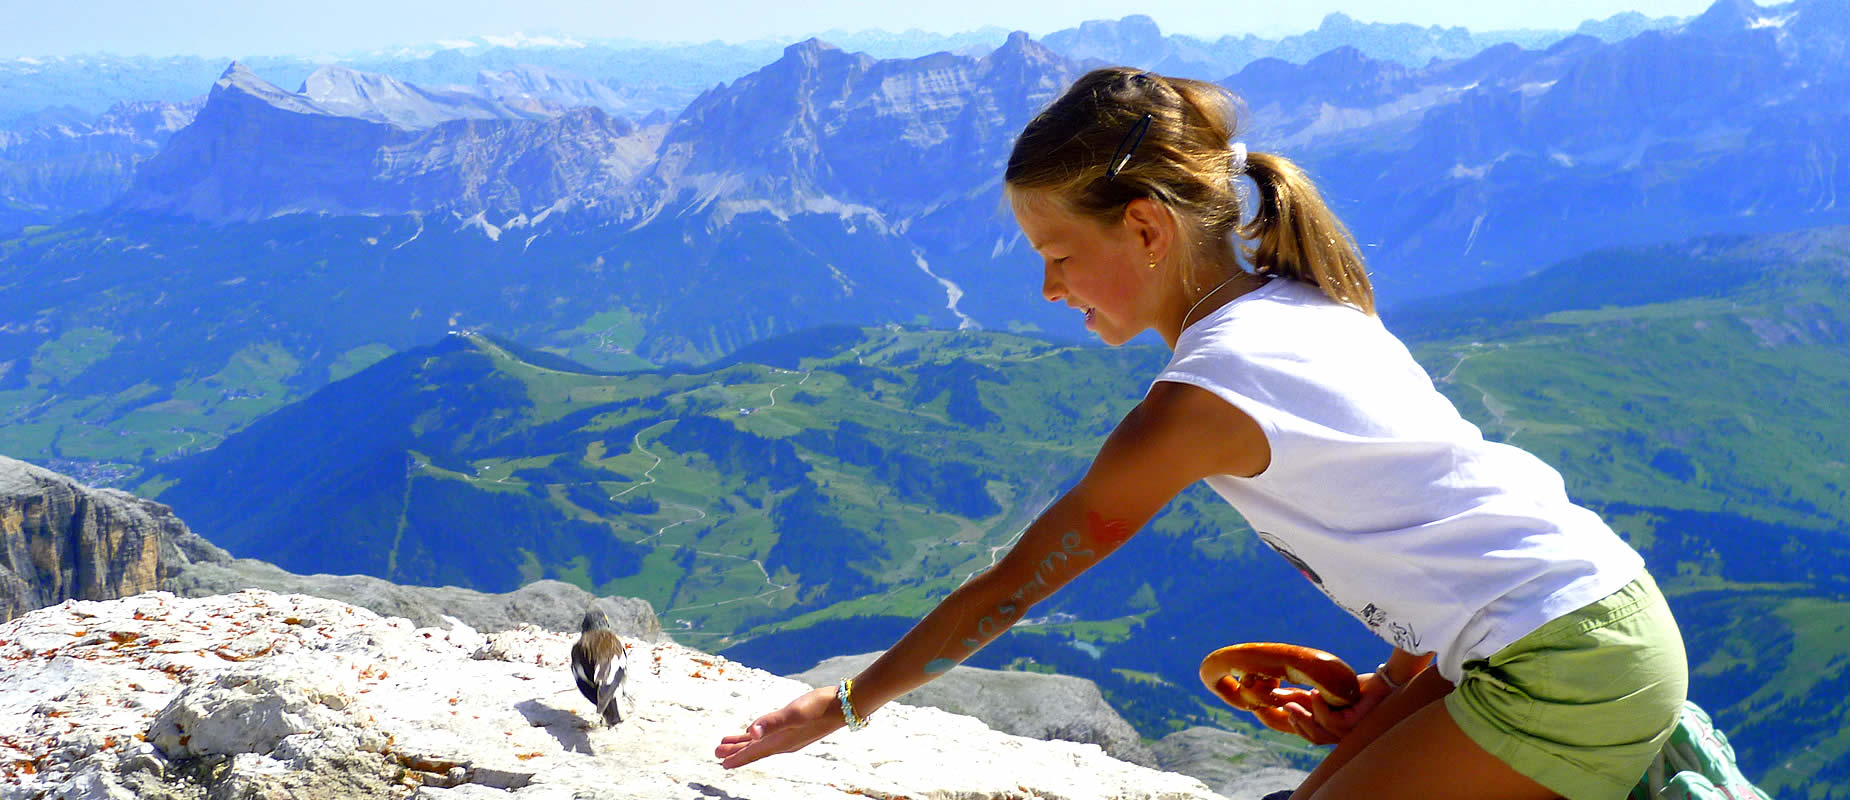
[837,677,870,731]
[1374,663,1404,692]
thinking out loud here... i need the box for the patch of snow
[479,34,587,49]
[1462,213,1486,257]
[529,198,571,227]
[394,217,425,249]
[913,250,978,330]
[1519,80,1558,97]
[456,211,502,242]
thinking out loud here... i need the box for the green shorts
[1445,571,1688,800]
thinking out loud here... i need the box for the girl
[715,68,1688,800]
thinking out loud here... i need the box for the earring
[1147,252,1156,270]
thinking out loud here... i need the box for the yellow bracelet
[837,677,869,731]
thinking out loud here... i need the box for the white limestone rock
[0,590,1225,800]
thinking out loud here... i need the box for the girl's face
[1009,190,1164,346]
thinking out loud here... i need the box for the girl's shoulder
[1187,279,1389,355]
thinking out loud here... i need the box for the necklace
[1180,271,1254,331]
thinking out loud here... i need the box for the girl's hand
[1281,670,1398,745]
[714,686,846,769]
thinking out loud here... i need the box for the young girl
[715,68,1688,800]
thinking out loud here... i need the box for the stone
[0,456,231,623]
[0,590,1225,800]
[795,651,1161,767]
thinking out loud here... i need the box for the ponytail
[1007,68,1377,316]
[1240,151,1376,316]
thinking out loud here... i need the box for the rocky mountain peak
[769,37,868,78]
[210,61,319,115]
[1686,0,1769,36]
[1318,11,1363,30]
[986,30,1066,71]
[474,63,630,115]
[782,36,842,59]
[215,60,258,85]
[1039,16,1176,71]
[298,63,546,128]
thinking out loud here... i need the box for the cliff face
[0,455,229,623]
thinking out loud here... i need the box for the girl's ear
[1122,197,1174,260]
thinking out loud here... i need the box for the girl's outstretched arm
[716,382,1265,769]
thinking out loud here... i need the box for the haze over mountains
[0,9,1686,125]
[4,3,1850,795]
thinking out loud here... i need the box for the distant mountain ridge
[90,0,1850,303]
[0,98,200,231]
[114,62,660,222]
[1040,9,1683,79]
[0,8,1681,126]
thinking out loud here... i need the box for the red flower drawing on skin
[1087,511,1134,548]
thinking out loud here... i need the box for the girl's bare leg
[1290,667,1558,800]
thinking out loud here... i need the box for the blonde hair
[1003,68,1375,315]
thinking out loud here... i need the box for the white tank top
[1153,278,1643,681]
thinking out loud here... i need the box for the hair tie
[1230,142,1248,177]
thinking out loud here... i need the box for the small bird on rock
[571,605,631,727]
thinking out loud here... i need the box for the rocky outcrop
[0,455,230,624]
[794,653,1309,800]
[168,559,666,641]
[1151,727,1309,800]
[117,63,664,223]
[0,591,1222,799]
[795,651,1161,767]
[1,456,664,641]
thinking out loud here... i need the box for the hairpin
[1106,113,1154,179]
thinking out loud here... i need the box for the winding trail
[1435,344,1524,441]
[608,420,793,618]
[609,421,672,500]
[752,369,811,412]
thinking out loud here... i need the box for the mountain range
[0,5,1696,234]
[0,8,1685,126]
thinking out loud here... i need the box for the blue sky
[1,0,1728,58]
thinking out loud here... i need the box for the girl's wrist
[1373,662,1405,691]
[837,678,872,731]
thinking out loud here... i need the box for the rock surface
[169,560,665,641]
[1149,727,1309,800]
[0,591,1223,799]
[795,651,1160,767]
[793,654,1309,800]
[0,455,230,624]
[3,457,658,644]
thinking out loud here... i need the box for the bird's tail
[595,649,629,726]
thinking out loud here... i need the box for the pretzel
[1198,643,1361,734]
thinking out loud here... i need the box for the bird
[571,605,630,727]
